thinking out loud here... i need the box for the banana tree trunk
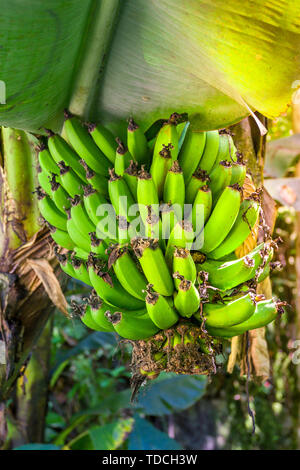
[0,128,66,447]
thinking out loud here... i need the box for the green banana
[89,232,108,259]
[124,160,139,200]
[79,304,112,332]
[47,223,75,250]
[80,159,108,196]
[106,310,160,340]
[150,143,174,199]
[114,138,132,176]
[198,130,220,173]
[87,292,116,331]
[54,248,76,279]
[83,185,117,242]
[64,112,110,175]
[46,130,86,181]
[185,169,210,205]
[174,278,200,317]
[209,197,260,260]
[132,238,174,296]
[37,167,52,196]
[173,247,196,289]
[191,185,212,237]
[127,118,149,165]
[163,160,185,210]
[165,220,194,267]
[211,133,230,170]
[197,292,256,328]
[201,185,241,253]
[206,298,285,337]
[110,247,147,300]
[70,195,97,238]
[145,285,179,329]
[66,210,92,253]
[178,127,206,183]
[152,113,180,163]
[208,161,232,204]
[88,257,145,310]
[196,241,274,291]
[36,188,67,231]
[87,122,117,163]
[137,166,159,226]
[38,144,60,177]
[230,161,246,186]
[108,169,136,222]
[71,255,92,285]
[57,161,84,197]
[49,175,71,213]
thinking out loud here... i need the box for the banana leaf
[0,0,300,132]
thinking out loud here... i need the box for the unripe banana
[197,130,220,173]
[89,232,108,259]
[37,166,52,196]
[210,133,230,170]
[87,291,116,331]
[150,143,174,199]
[196,241,274,291]
[196,292,256,328]
[174,278,200,317]
[209,197,260,260]
[57,161,84,198]
[82,185,117,242]
[161,203,179,246]
[163,161,185,210]
[201,184,241,253]
[137,166,159,226]
[80,159,108,197]
[185,169,210,205]
[70,195,97,238]
[127,118,149,165]
[108,169,136,222]
[64,112,110,175]
[110,246,147,300]
[191,185,212,237]
[230,161,246,186]
[106,310,160,340]
[66,210,92,253]
[88,256,145,310]
[114,138,132,176]
[206,298,286,338]
[208,161,232,204]
[165,220,194,268]
[145,285,179,329]
[47,223,75,250]
[79,303,112,332]
[178,127,206,183]
[36,188,67,231]
[71,255,92,285]
[38,144,60,177]
[49,175,71,213]
[132,238,174,297]
[54,248,76,278]
[87,122,117,164]
[73,247,90,261]
[152,113,180,164]
[124,160,139,200]
[173,247,196,289]
[46,130,86,182]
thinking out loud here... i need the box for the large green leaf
[0,0,299,132]
[68,418,134,450]
[128,416,182,450]
[135,372,207,416]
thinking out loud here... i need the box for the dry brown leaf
[248,328,270,382]
[25,258,69,317]
[242,173,256,198]
[227,336,243,373]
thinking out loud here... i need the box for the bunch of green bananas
[36,110,285,377]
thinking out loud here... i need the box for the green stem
[1,127,40,251]
[68,0,122,120]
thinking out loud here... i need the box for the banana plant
[0,0,299,444]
